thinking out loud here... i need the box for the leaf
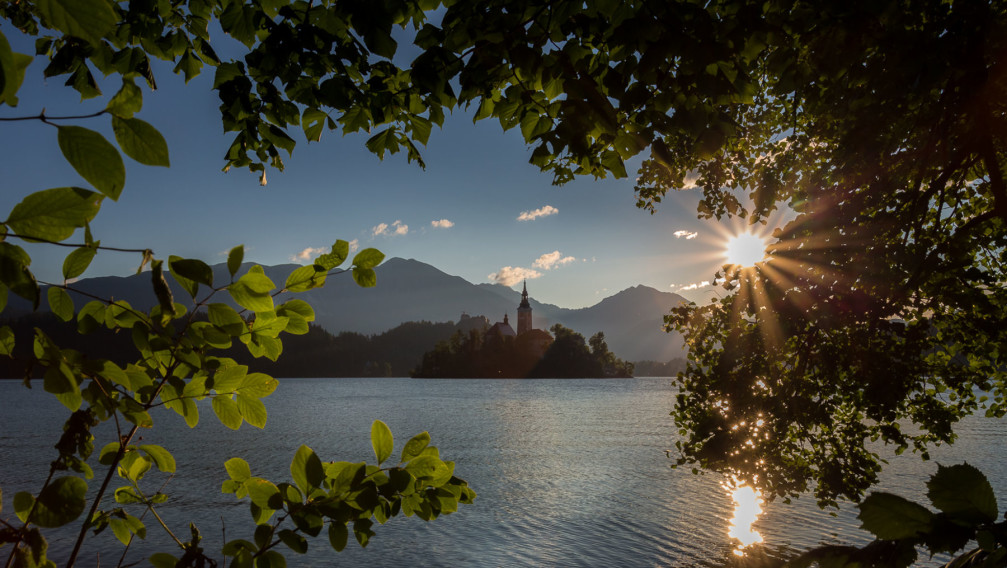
[227,245,244,278]
[237,394,267,428]
[352,248,385,269]
[139,445,176,473]
[111,116,170,167]
[0,326,14,356]
[315,240,349,269]
[106,79,143,117]
[149,553,178,568]
[927,463,998,523]
[114,486,144,504]
[36,0,116,46]
[328,523,348,552]
[208,303,246,336]
[858,492,935,540]
[0,31,31,106]
[6,187,102,242]
[302,107,327,142]
[400,432,431,462]
[225,457,252,482]
[237,372,278,397]
[278,530,307,554]
[62,245,97,280]
[229,268,275,313]
[290,445,324,494]
[352,267,376,287]
[244,477,280,510]
[284,264,325,292]
[371,420,393,465]
[57,125,126,200]
[212,395,243,429]
[47,287,74,321]
[21,476,88,528]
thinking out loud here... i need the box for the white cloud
[682,171,700,189]
[678,281,711,291]
[674,230,698,240]
[431,219,454,229]
[372,221,408,236]
[348,239,359,253]
[533,250,576,270]
[290,246,325,262]
[517,205,558,221]
[488,266,542,286]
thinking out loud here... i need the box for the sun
[724,232,768,267]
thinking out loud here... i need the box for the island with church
[411,282,634,378]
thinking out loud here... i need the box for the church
[486,282,553,356]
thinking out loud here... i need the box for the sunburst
[724,232,769,267]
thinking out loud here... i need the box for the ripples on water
[1,378,1005,567]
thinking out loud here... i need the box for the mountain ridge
[5,257,687,361]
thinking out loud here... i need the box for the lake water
[1,378,1005,566]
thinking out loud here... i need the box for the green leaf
[98,442,121,465]
[140,445,176,473]
[227,245,244,278]
[169,256,213,298]
[47,287,74,321]
[149,553,178,568]
[57,126,125,201]
[0,326,14,356]
[302,107,327,142]
[106,79,142,117]
[858,492,935,540]
[237,372,278,397]
[284,264,325,292]
[245,477,280,510]
[225,457,252,482]
[277,299,314,321]
[0,31,30,107]
[6,187,102,242]
[36,0,116,46]
[328,523,348,552]
[352,267,376,287]
[208,303,247,336]
[290,445,324,494]
[229,267,275,313]
[371,420,393,465]
[237,394,267,428]
[400,432,431,462]
[62,245,98,280]
[352,248,385,269]
[114,486,144,504]
[21,476,88,528]
[213,395,243,429]
[111,116,170,167]
[315,240,349,270]
[278,529,308,554]
[927,463,998,523]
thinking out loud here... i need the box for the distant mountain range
[5,258,687,362]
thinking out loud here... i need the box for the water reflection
[726,481,764,556]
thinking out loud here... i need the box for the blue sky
[0,24,755,309]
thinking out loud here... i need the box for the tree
[0,2,478,566]
[4,0,1006,563]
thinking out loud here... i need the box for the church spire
[517,280,532,334]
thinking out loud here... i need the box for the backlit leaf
[140,445,176,473]
[6,187,102,242]
[227,245,244,278]
[352,248,384,269]
[21,476,88,528]
[927,463,998,523]
[237,394,267,428]
[112,116,170,167]
[47,287,74,321]
[858,492,934,540]
[371,420,393,465]
[57,126,125,201]
[36,0,115,46]
[212,395,243,429]
[290,445,324,494]
[62,245,97,280]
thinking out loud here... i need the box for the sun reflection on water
[726,481,764,556]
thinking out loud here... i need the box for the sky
[0,23,765,310]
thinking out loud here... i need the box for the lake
[1,378,1005,566]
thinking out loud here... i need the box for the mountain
[4,258,687,362]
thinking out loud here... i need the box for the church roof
[487,314,516,337]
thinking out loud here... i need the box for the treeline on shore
[0,313,678,379]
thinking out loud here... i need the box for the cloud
[488,266,542,286]
[682,171,700,189]
[678,281,711,291]
[533,250,576,270]
[517,205,558,221]
[372,220,408,236]
[348,239,359,253]
[674,230,698,240]
[290,246,325,262]
[431,219,454,229]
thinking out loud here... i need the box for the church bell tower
[516,280,532,335]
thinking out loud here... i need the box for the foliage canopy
[2,0,1007,563]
